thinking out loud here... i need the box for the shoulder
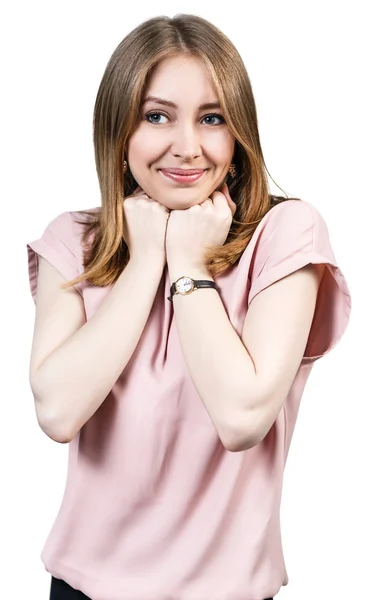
[243,198,335,285]
[261,198,326,232]
[35,205,99,265]
[69,206,100,238]
[45,207,100,243]
[251,198,329,255]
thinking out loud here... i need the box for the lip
[159,168,207,184]
[160,168,206,175]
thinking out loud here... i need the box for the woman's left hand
[165,183,236,267]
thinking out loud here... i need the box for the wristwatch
[168,276,218,302]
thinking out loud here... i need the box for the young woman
[27,14,351,600]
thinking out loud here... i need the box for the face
[126,55,235,209]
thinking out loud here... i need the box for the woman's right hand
[122,186,171,265]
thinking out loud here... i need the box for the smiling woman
[126,55,235,209]
[26,12,351,600]
[58,12,291,287]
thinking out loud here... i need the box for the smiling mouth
[159,169,207,184]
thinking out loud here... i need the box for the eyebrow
[142,96,222,111]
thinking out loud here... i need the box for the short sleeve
[248,200,351,361]
[27,211,83,304]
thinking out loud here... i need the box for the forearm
[34,256,165,442]
[168,260,257,451]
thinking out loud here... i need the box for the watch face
[176,277,194,294]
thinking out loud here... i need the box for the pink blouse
[27,199,351,600]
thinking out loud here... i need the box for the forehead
[145,56,218,102]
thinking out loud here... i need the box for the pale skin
[30,55,324,449]
[127,55,325,452]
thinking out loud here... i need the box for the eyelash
[144,111,225,126]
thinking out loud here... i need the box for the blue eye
[144,111,225,125]
[145,112,168,124]
[202,114,225,125]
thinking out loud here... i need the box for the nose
[170,121,202,161]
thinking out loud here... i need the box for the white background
[1,1,363,599]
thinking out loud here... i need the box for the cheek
[128,126,164,166]
[204,132,235,164]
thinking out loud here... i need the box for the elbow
[36,405,76,444]
[222,430,261,453]
[219,411,264,453]
[38,414,74,444]
[31,381,77,444]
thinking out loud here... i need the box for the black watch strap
[168,280,218,302]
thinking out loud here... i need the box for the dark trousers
[50,575,273,599]
[50,577,92,599]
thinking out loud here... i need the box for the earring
[228,163,237,177]
[123,160,128,173]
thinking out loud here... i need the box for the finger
[131,186,143,196]
[213,184,237,215]
[227,195,237,216]
[210,190,229,208]
[132,187,152,200]
[199,198,213,207]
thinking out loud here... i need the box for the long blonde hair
[62,14,298,291]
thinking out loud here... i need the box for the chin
[165,193,207,210]
[161,186,217,208]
